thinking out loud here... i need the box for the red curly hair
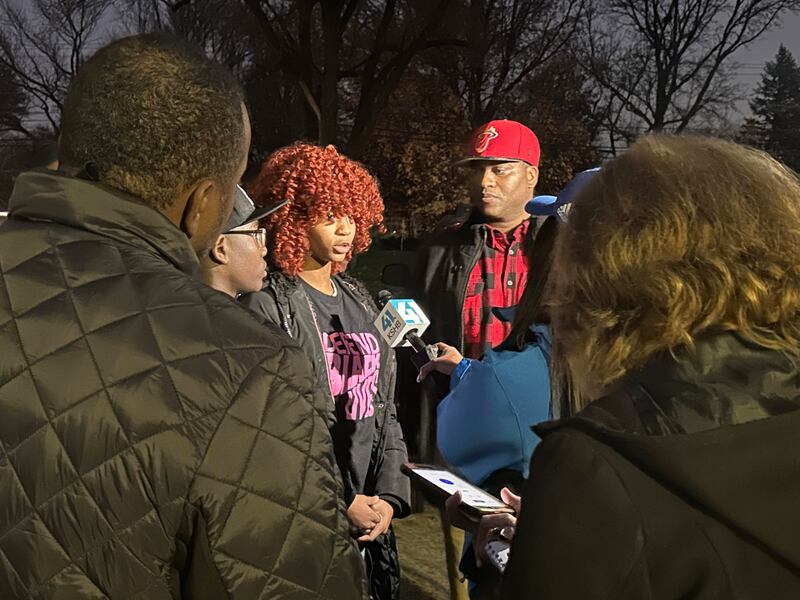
[248,143,385,275]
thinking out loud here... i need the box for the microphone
[374,290,438,370]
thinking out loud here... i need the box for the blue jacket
[436,325,552,487]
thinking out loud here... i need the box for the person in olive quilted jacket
[0,34,366,599]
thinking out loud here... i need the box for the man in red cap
[416,119,541,359]
[409,119,541,600]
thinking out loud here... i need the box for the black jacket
[414,207,540,352]
[504,331,800,599]
[0,171,366,599]
[242,272,411,517]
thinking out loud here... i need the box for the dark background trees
[0,62,30,203]
[2,0,799,216]
[241,0,461,157]
[0,62,26,137]
[423,0,586,127]
[740,45,800,171]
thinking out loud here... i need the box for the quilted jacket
[0,170,367,600]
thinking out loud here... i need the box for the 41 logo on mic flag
[375,299,430,347]
[391,299,426,324]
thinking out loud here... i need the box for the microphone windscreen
[376,289,393,309]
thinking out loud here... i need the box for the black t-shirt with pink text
[302,279,383,499]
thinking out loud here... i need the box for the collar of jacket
[466,207,536,233]
[8,170,200,277]
[439,204,533,234]
[264,270,377,312]
[542,330,800,439]
[494,321,550,354]
[262,270,302,304]
[451,210,534,254]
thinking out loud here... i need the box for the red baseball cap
[456,119,540,167]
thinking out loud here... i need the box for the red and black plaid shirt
[462,220,530,358]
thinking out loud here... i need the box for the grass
[395,507,455,599]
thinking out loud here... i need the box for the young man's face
[222,221,267,294]
[466,160,538,225]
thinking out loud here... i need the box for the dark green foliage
[741,45,800,172]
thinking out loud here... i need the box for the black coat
[241,272,411,517]
[504,331,800,599]
[413,207,540,352]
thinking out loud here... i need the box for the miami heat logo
[474,126,499,154]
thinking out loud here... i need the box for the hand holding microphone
[416,343,463,382]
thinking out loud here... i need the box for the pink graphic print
[322,331,381,420]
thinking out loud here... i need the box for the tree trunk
[297,0,322,141]
[319,1,342,145]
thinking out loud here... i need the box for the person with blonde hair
[495,135,800,598]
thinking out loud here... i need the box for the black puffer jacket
[242,273,411,517]
[504,331,800,599]
[0,171,366,600]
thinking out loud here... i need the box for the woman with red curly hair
[242,143,410,599]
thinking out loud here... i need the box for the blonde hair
[550,134,800,410]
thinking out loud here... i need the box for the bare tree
[582,0,800,147]
[0,0,118,136]
[118,0,170,32]
[427,0,587,127]
[241,0,463,156]
[0,61,27,137]
[119,0,257,73]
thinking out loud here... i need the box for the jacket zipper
[279,305,292,338]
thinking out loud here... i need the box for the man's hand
[347,495,381,536]
[444,487,522,566]
[474,512,517,567]
[417,343,464,382]
[357,499,394,543]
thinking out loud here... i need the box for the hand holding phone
[474,509,517,567]
[444,490,480,532]
[402,463,515,518]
